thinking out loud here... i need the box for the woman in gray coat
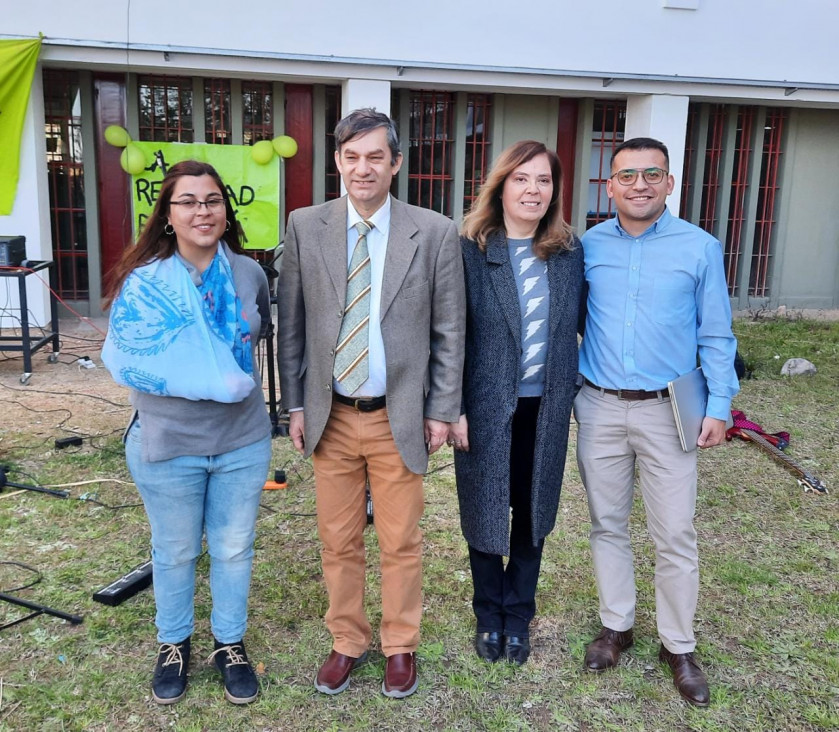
[449,140,584,665]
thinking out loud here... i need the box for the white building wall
[0,68,53,328]
[3,1,839,106]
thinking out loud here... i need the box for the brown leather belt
[333,393,387,412]
[584,378,667,401]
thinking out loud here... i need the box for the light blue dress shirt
[578,208,739,421]
[334,196,391,397]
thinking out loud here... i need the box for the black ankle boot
[503,634,531,665]
[152,637,190,704]
[209,638,259,704]
[475,631,503,662]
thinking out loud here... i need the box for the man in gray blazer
[277,108,465,699]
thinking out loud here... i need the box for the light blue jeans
[125,419,272,644]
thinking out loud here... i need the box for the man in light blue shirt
[575,137,739,707]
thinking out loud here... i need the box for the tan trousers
[312,401,424,658]
[574,384,699,654]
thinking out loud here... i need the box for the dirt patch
[0,318,132,461]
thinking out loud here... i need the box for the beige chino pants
[574,384,699,654]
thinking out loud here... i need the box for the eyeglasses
[610,168,669,186]
[170,198,226,213]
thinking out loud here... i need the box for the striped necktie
[333,220,373,393]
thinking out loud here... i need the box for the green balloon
[272,135,298,159]
[104,125,131,147]
[120,144,146,176]
[251,139,275,165]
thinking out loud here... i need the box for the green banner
[0,37,42,216]
[131,142,280,250]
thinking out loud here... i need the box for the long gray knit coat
[454,231,585,556]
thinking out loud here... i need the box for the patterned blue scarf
[102,246,256,403]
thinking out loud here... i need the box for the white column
[339,79,394,198]
[341,79,392,119]
[625,94,690,215]
[0,69,52,327]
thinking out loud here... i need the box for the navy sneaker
[152,638,190,704]
[209,639,259,704]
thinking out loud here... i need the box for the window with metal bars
[138,75,194,142]
[463,94,492,215]
[324,86,342,200]
[43,69,88,300]
[407,91,455,216]
[205,78,231,144]
[724,106,756,297]
[680,105,698,220]
[681,104,786,299]
[587,101,626,228]
[700,105,727,236]
[749,108,786,298]
[242,81,273,145]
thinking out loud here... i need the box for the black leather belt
[584,378,667,401]
[333,393,387,412]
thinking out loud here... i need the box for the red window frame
[43,69,88,300]
[587,101,626,228]
[700,105,727,235]
[138,75,194,142]
[463,94,492,214]
[680,105,697,219]
[324,85,342,200]
[242,81,273,145]
[205,78,231,144]
[407,91,455,217]
[749,108,786,297]
[724,106,755,297]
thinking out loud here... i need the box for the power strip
[92,560,153,606]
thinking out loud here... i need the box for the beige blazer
[277,196,465,474]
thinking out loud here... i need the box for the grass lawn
[0,317,836,731]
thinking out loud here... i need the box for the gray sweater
[129,245,272,462]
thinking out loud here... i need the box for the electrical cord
[0,561,43,593]
[0,265,108,338]
[0,379,130,409]
[1,467,141,510]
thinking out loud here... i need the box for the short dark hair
[611,137,670,169]
[334,108,401,164]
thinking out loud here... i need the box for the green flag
[0,37,42,215]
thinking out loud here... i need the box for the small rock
[781,357,817,376]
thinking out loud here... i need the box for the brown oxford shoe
[584,627,634,672]
[382,652,418,698]
[659,645,710,707]
[314,649,368,695]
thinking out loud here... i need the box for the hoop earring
[225,220,231,232]
[164,223,174,235]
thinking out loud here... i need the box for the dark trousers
[469,397,544,636]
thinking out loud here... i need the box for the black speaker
[0,236,26,267]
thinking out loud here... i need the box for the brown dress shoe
[659,645,710,707]
[314,649,368,695]
[382,652,418,698]
[584,627,634,672]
